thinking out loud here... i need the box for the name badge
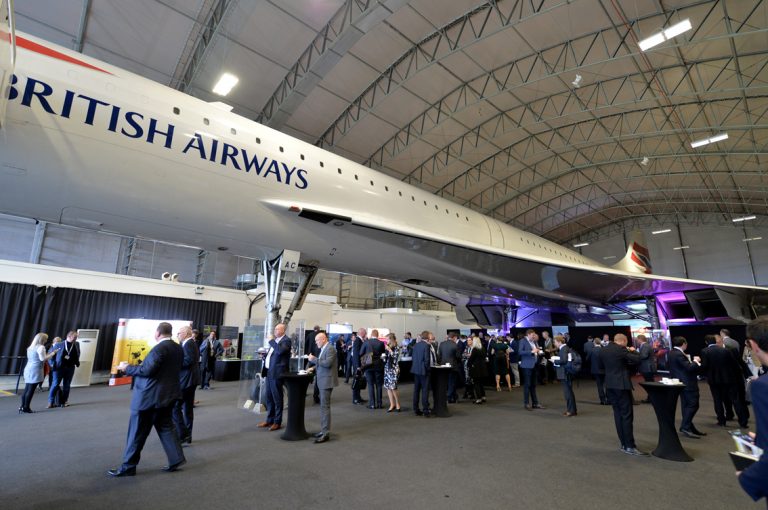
[64,355,70,360]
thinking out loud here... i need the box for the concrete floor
[0,376,761,510]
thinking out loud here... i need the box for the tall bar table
[279,373,313,441]
[639,381,693,462]
[431,366,452,417]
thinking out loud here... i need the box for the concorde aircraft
[1,21,766,327]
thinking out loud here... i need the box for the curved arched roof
[17,0,768,245]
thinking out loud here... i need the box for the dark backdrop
[668,325,746,356]
[0,282,224,374]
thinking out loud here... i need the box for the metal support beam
[118,237,137,275]
[72,0,91,53]
[742,225,758,285]
[171,0,234,91]
[676,224,689,279]
[281,264,319,327]
[195,249,208,284]
[29,220,46,264]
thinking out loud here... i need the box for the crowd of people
[15,320,768,505]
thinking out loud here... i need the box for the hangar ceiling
[16,0,768,246]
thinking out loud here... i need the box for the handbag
[351,370,367,390]
[360,351,373,370]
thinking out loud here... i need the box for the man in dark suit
[257,323,292,431]
[519,329,545,410]
[410,331,434,417]
[738,317,768,508]
[637,334,655,383]
[668,336,705,438]
[108,322,185,477]
[172,325,200,444]
[553,335,577,416]
[48,331,80,408]
[360,329,386,409]
[351,329,366,405]
[199,331,223,389]
[438,333,461,403]
[587,336,608,405]
[598,333,647,456]
[700,334,747,427]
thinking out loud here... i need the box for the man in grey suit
[308,332,337,443]
[109,322,186,477]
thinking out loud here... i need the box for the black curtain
[0,282,225,373]
[0,283,47,374]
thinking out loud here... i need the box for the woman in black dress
[468,337,488,404]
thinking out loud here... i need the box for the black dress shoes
[622,447,650,457]
[414,409,423,416]
[679,429,701,439]
[314,434,329,444]
[314,432,325,438]
[691,429,707,436]
[107,467,136,477]
[161,459,187,472]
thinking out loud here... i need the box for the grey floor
[0,376,760,510]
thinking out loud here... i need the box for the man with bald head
[172,325,200,444]
[258,323,292,431]
[598,333,647,456]
[307,332,338,443]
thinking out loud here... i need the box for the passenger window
[203,118,210,125]
[173,107,180,115]
[355,175,359,180]
[300,154,305,160]
[279,146,284,152]
[230,128,236,135]
[256,137,261,144]
[337,168,342,174]
[320,162,324,167]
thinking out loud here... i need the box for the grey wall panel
[680,226,752,284]
[644,229,687,279]
[0,216,36,262]
[39,226,121,272]
[742,227,768,285]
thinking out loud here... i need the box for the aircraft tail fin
[611,230,653,274]
[0,0,16,129]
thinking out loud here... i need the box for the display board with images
[110,318,192,374]
[218,325,240,359]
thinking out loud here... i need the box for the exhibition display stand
[279,372,313,441]
[639,381,693,462]
[430,366,452,417]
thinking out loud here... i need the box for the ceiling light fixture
[638,18,693,51]
[640,156,650,166]
[212,73,239,96]
[652,229,671,235]
[743,237,762,242]
[690,132,729,148]
[602,255,617,260]
[571,74,582,88]
[732,215,756,223]
[673,245,690,250]
[573,242,589,248]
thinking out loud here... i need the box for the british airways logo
[7,75,309,190]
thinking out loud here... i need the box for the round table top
[639,381,685,389]
[280,372,314,379]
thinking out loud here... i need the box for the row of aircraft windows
[178,108,470,220]
[520,236,584,263]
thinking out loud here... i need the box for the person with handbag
[351,329,367,405]
[360,329,385,409]
[468,337,488,404]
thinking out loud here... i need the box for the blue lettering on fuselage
[8,74,310,190]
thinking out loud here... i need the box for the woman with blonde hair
[20,333,56,413]
[468,337,488,404]
[383,333,401,412]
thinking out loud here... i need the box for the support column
[262,255,285,338]
[29,221,47,264]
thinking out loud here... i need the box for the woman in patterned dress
[383,333,401,412]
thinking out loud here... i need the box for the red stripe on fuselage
[16,35,112,74]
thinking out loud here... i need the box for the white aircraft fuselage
[2,33,765,325]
